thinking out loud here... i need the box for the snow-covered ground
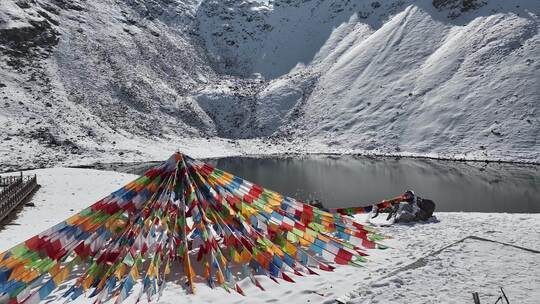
[1,168,538,303]
[1,0,539,172]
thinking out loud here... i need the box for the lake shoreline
[72,152,540,171]
[2,149,540,175]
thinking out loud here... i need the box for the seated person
[373,190,435,222]
[394,190,436,222]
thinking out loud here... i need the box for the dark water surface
[203,155,540,213]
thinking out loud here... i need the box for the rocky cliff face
[1,0,538,170]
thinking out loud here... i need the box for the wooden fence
[0,174,39,223]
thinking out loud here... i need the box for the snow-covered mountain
[1,0,539,170]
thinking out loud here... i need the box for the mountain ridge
[0,0,538,170]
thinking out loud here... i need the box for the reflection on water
[206,155,540,213]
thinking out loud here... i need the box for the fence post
[472,292,481,304]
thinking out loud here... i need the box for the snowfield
[1,0,539,172]
[1,168,538,304]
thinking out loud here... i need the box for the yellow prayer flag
[48,262,61,277]
[216,269,225,285]
[82,275,94,290]
[53,267,70,286]
[202,262,210,278]
[164,261,171,275]
[114,263,127,280]
[232,250,241,263]
[131,265,140,280]
[240,250,251,263]
[284,241,297,256]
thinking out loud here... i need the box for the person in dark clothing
[392,190,436,222]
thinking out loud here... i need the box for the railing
[0,174,39,223]
[0,175,25,187]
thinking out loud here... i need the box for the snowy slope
[0,0,270,171]
[1,0,539,170]
[285,1,540,162]
[199,0,540,162]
